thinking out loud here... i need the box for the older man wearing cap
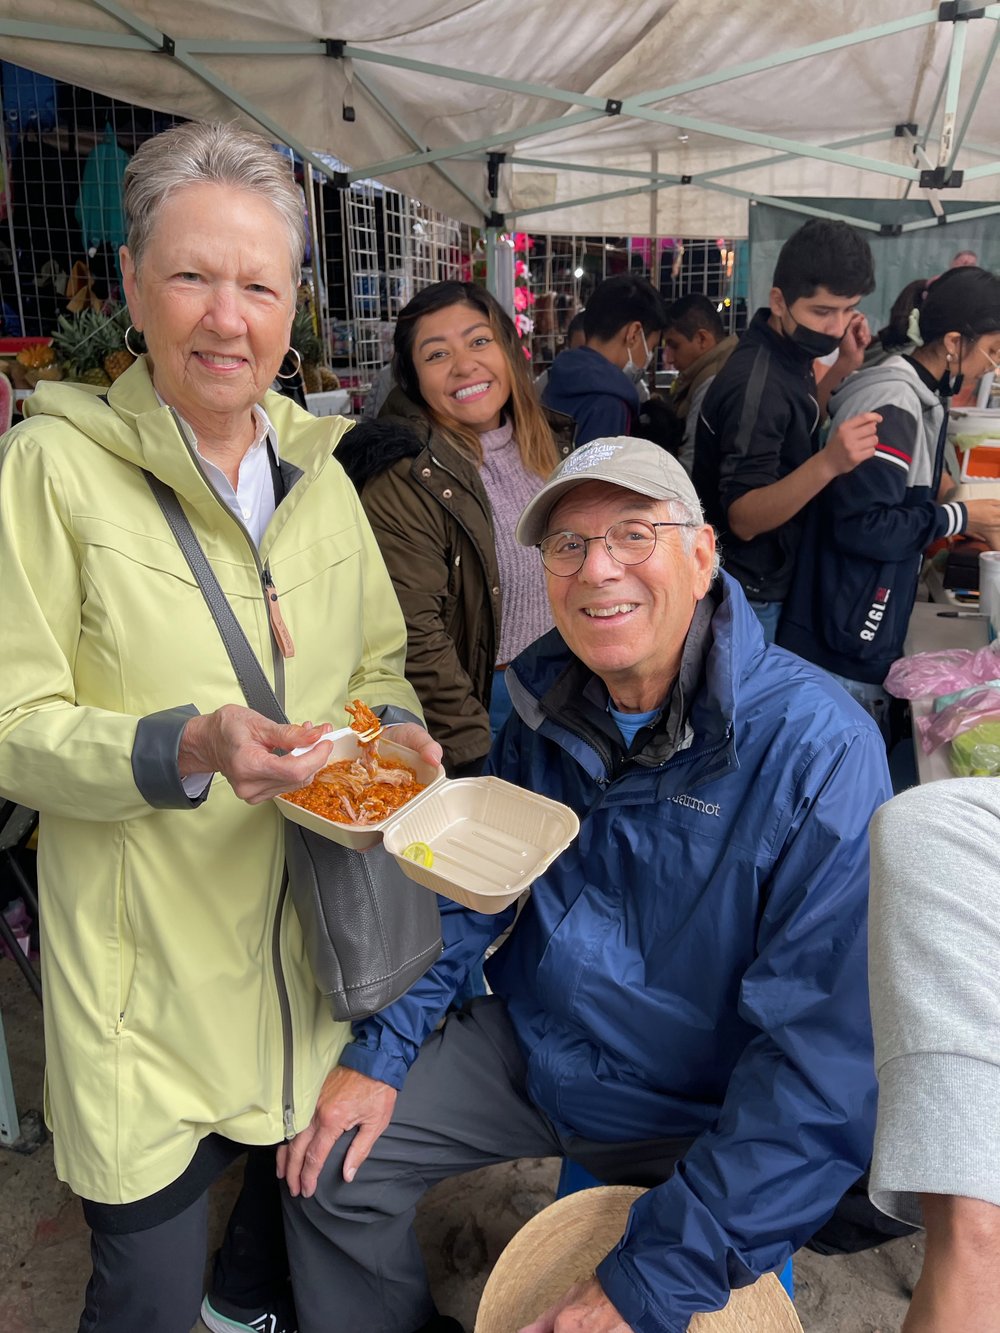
[276,438,891,1333]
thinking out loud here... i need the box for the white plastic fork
[355,723,384,745]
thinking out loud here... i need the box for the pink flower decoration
[512,232,535,253]
[513,287,528,312]
[514,259,527,278]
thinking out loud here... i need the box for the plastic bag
[950,721,1000,777]
[885,642,1000,699]
[916,684,1000,753]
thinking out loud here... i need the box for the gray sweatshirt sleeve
[868,777,1000,1226]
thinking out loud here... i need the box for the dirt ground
[0,958,922,1331]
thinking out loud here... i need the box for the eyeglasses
[537,518,697,576]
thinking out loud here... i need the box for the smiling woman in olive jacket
[339,282,574,775]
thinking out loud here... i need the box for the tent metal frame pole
[623,10,943,106]
[503,156,675,181]
[507,178,682,221]
[943,18,1000,175]
[937,19,969,170]
[346,109,602,183]
[691,182,884,232]
[901,202,1000,232]
[690,132,893,184]
[84,0,347,183]
[485,228,501,297]
[0,18,149,49]
[612,107,920,181]
[338,45,610,113]
[350,64,486,216]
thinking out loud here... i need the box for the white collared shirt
[174,401,279,548]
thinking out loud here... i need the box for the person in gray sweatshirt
[869,777,1000,1332]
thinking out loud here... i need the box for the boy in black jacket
[694,219,879,641]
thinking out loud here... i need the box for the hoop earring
[277,347,302,380]
[123,325,145,357]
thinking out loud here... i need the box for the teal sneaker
[200,1290,297,1333]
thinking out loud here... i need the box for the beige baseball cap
[516,436,704,547]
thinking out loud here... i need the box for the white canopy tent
[1,0,999,241]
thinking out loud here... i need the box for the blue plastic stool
[555,1159,794,1301]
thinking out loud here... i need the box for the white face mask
[623,329,654,385]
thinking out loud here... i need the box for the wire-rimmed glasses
[537,518,697,577]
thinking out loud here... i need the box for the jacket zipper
[167,408,296,1138]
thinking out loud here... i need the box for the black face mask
[787,319,842,359]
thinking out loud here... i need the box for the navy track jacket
[778,355,966,684]
[342,576,890,1332]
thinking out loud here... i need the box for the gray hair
[664,494,722,583]
[123,121,306,281]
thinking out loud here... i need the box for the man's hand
[963,498,1000,546]
[380,721,443,769]
[837,312,872,373]
[518,1277,632,1333]
[277,1066,397,1198]
[821,411,882,478]
[178,705,334,803]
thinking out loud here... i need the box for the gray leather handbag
[144,470,443,1022]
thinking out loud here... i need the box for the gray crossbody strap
[143,471,285,725]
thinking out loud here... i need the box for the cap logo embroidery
[558,442,622,476]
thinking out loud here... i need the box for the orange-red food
[284,757,425,826]
[345,698,381,736]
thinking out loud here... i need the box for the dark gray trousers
[79,1146,288,1333]
[281,997,691,1333]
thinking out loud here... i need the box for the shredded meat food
[284,700,425,825]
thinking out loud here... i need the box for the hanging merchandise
[75,122,129,260]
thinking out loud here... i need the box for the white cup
[979,551,1000,642]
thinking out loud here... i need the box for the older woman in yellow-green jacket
[0,121,439,1333]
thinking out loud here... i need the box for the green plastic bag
[950,720,1000,777]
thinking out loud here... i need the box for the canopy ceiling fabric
[1,0,999,236]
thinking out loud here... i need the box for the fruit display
[50,306,135,387]
[0,343,62,389]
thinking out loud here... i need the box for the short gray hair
[124,121,305,280]
[664,494,722,583]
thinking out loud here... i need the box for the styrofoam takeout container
[382,777,580,913]
[274,741,579,911]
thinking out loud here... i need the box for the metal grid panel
[524,232,745,372]
[0,64,181,337]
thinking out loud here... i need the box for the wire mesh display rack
[1,60,746,411]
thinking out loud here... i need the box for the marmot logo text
[669,793,721,817]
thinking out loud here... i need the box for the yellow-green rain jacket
[0,358,422,1203]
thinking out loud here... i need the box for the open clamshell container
[275,734,579,913]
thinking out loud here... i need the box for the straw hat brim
[474,1186,803,1333]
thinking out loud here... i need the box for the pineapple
[291,301,327,393]
[99,307,136,381]
[51,310,115,386]
[319,367,340,391]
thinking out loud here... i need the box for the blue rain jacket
[343,575,890,1332]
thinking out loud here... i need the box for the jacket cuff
[595,1253,685,1333]
[132,704,209,809]
[338,1039,413,1091]
[375,704,425,729]
[947,500,967,537]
